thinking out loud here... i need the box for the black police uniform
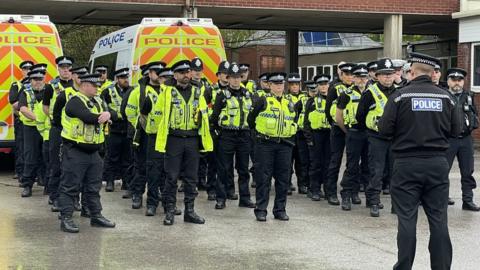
[379,65,461,269]
[303,92,331,200]
[356,64,396,214]
[18,82,49,194]
[9,77,29,180]
[338,85,369,208]
[324,63,355,203]
[445,70,479,208]
[248,73,295,221]
[211,81,255,209]
[101,80,133,192]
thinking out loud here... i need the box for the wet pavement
[0,153,479,270]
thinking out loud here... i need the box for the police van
[89,17,227,84]
[0,14,63,149]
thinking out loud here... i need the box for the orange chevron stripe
[13,46,35,63]
[13,65,22,79]
[38,24,53,34]
[203,48,222,65]
[36,47,56,64]
[0,47,10,61]
[161,48,181,65]
[164,26,179,35]
[140,48,158,65]
[204,28,218,36]
[182,25,197,35]
[12,23,30,33]
[182,48,216,82]
[142,26,155,35]
[0,24,9,32]
[0,65,12,85]
[0,93,9,111]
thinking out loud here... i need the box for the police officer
[392,59,407,88]
[9,60,33,183]
[43,56,74,209]
[95,65,113,95]
[325,62,355,205]
[239,63,256,94]
[445,68,480,211]
[49,66,87,211]
[125,61,165,209]
[58,73,116,233]
[303,75,331,200]
[378,52,460,270]
[248,72,297,222]
[357,58,396,217]
[337,64,370,210]
[286,73,305,194]
[101,68,133,192]
[211,62,255,209]
[141,66,183,217]
[18,65,51,197]
[366,61,378,87]
[155,59,213,226]
[202,60,230,201]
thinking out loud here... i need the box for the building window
[260,55,285,74]
[473,44,480,92]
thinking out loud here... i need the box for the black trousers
[254,139,293,215]
[324,125,345,197]
[163,135,200,205]
[58,145,103,217]
[13,116,24,176]
[22,125,45,187]
[290,131,309,189]
[103,132,132,184]
[365,135,391,205]
[198,137,217,193]
[48,126,62,201]
[216,130,251,202]
[146,134,164,208]
[391,156,452,270]
[131,129,148,196]
[340,129,369,196]
[446,136,476,202]
[308,129,330,195]
[42,140,50,190]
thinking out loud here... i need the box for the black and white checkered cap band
[95,67,107,71]
[116,70,129,77]
[448,72,465,79]
[410,57,437,67]
[29,72,45,79]
[260,75,268,81]
[269,74,285,81]
[288,76,301,82]
[354,68,368,75]
[316,76,329,82]
[73,68,88,74]
[159,70,174,77]
[149,64,164,70]
[58,58,72,66]
[306,83,317,89]
[21,63,33,68]
[81,77,101,84]
[173,63,190,71]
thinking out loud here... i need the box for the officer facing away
[378,52,461,270]
[58,73,116,233]
[444,68,479,211]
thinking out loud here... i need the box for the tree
[57,25,121,66]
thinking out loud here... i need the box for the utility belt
[220,129,250,136]
[256,134,295,147]
[169,129,198,138]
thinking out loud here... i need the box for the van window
[92,52,118,80]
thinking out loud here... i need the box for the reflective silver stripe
[393,92,454,105]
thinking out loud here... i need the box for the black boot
[61,216,79,233]
[163,204,175,226]
[145,206,157,216]
[327,195,340,205]
[132,194,142,209]
[448,197,455,205]
[21,186,32,197]
[298,186,308,194]
[80,207,91,218]
[207,191,216,201]
[352,193,362,204]
[51,200,60,212]
[105,181,114,192]
[90,215,116,228]
[311,193,321,201]
[370,204,380,217]
[462,201,480,211]
[215,200,226,209]
[184,203,205,224]
[122,190,132,199]
[341,194,352,211]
